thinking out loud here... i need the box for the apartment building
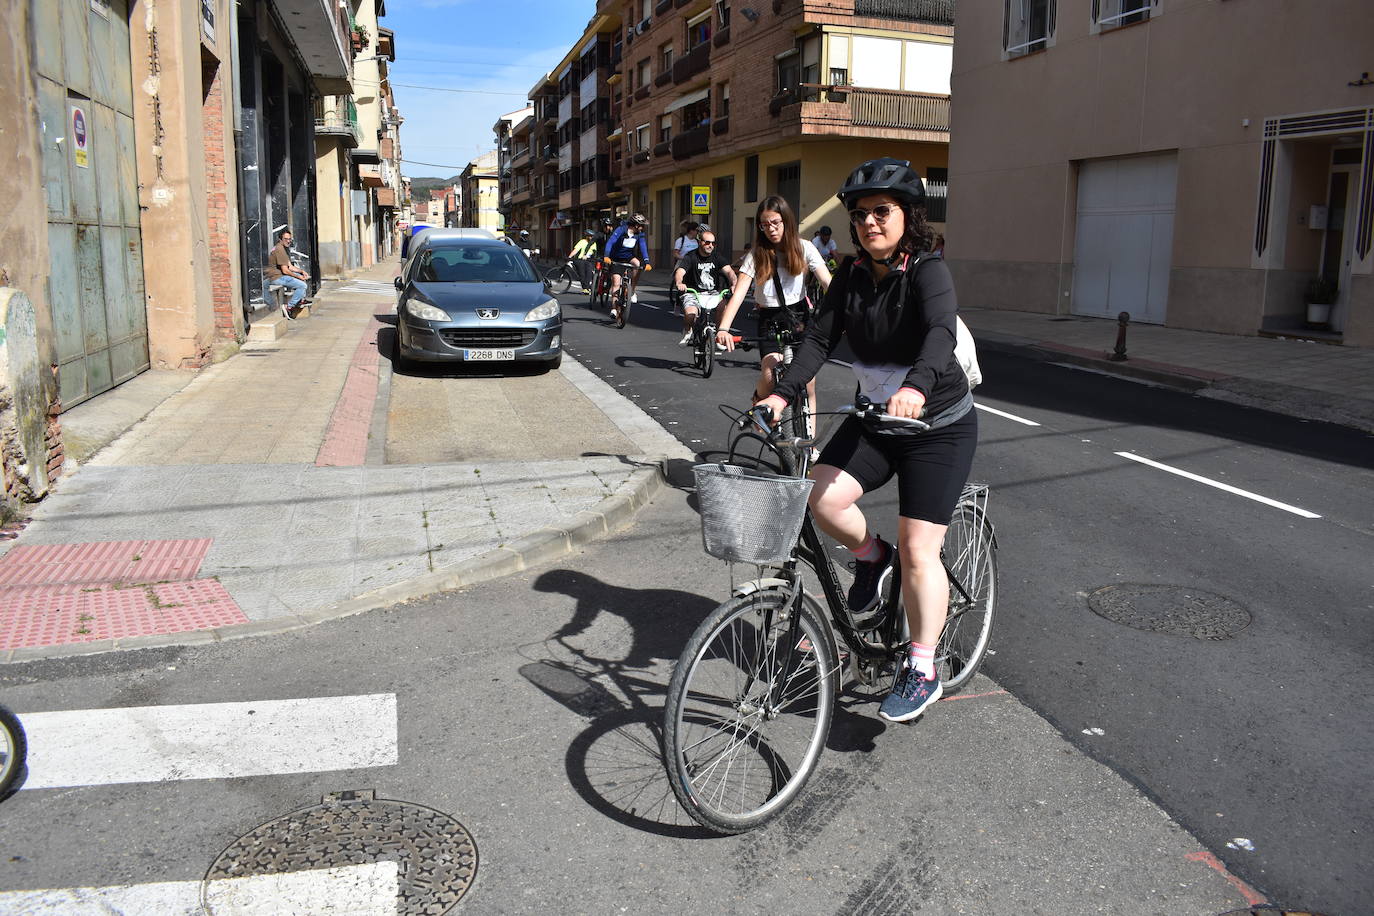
[315,4,401,277]
[617,0,954,264]
[460,152,502,233]
[495,107,536,236]
[947,0,1373,347]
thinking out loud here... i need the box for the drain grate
[1087,584,1251,640]
[204,790,478,913]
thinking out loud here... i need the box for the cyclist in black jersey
[754,158,978,724]
[672,228,737,346]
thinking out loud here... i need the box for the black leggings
[817,408,978,525]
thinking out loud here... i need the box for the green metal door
[34,0,148,408]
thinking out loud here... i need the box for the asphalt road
[0,284,1367,914]
[558,283,1374,915]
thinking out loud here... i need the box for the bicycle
[732,316,812,441]
[0,704,26,798]
[662,401,997,833]
[606,262,642,330]
[544,260,580,295]
[682,288,725,378]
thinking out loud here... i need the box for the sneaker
[878,666,943,722]
[630,293,638,305]
[847,538,895,618]
[677,332,692,347]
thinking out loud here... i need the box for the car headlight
[524,298,560,322]
[405,297,449,322]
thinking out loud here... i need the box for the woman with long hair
[715,197,832,428]
[748,158,978,724]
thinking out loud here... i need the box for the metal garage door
[34,0,149,408]
[1071,153,1177,324]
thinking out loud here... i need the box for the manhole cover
[204,790,478,914]
[1087,584,1251,639]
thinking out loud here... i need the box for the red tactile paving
[316,314,384,467]
[0,578,247,650]
[0,539,212,586]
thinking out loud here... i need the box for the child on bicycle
[672,228,738,347]
[745,158,978,724]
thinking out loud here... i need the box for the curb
[0,461,671,664]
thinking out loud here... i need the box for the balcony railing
[653,140,671,157]
[672,41,710,84]
[712,116,729,135]
[671,124,710,160]
[314,98,361,146]
[848,87,950,131]
[924,180,947,221]
[853,0,955,26]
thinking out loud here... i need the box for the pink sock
[850,535,882,563]
[908,642,936,680]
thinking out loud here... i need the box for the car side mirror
[393,276,404,291]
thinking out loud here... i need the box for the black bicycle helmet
[836,157,926,208]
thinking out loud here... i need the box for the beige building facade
[947,0,1373,346]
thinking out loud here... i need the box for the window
[637,58,651,89]
[717,0,731,29]
[828,34,848,85]
[775,49,800,94]
[717,82,730,119]
[681,98,711,131]
[1004,0,1056,57]
[641,0,652,19]
[1092,0,1154,30]
[659,114,673,144]
[635,122,651,150]
[659,42,674,72]
[687,11,712,50]
[800,34,821,86]
[745,154,759,203]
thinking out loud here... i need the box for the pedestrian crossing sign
[691,187,710,215]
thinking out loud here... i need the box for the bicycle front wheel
[772,365,810,439]
[0,705,26,797]
[700,322,715,378]
[546,266,572,295]
[937,499,997,694]
[664,589,837,834]
[612,289,628,328]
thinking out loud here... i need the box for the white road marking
[0,862,399,915]
[975,403,1041,426]
[20,694,397,789]
[1115,452,1322,519]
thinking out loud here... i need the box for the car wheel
[391,328,413,374]
[542,352,563,371]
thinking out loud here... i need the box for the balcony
[848,87,950,131]
[853,0,955,26]
[510,185,532,206]
[634,86,650,101]
[655,0,671,12]
[379,137,395,160]
[511,146,532,169]
[672,42,710,84]
[654,70,673,88]
[671,124,709,160]
[781,85,951,139]
[375,187,396,207]
[633,150,651,164]
[712,116,729,135]
[713,26,730,47]
[653,141,671,157]
[314,98,361,147]
[358,163,383,187]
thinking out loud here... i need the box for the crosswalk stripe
[20,694,397,789]
[0,862,398,915]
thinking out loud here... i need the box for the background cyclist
[751,158,978,725]
[714,196,832,430]
[568,229,598,293]
[603,212,651,319]
[811,225,839,265]
[672,227,737,347]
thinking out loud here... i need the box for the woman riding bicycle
[604,212,651,320]
[714,197,832,429]
[744,157,978,724]
[672,227,737,347]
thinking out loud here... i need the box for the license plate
[464,348,515,361]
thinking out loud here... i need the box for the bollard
[1109,311,1130,361]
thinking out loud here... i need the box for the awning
[663,88,710,114]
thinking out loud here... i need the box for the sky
[381,1,598,179]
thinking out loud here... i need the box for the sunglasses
[848,203,900,225]
[698,240,716,245]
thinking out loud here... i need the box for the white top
[811,235,838,261]
[674,235,698,259]
[741,240,825,309]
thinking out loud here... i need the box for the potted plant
[1304,275,1337,327]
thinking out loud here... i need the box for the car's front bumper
[398,317,562,363]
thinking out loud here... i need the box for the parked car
[393,237,561,371]
[402,226,498,264]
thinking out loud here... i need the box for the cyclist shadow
[524,568,720,839]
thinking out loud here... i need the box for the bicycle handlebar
[734,397,930,437]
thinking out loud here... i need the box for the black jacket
[773,252,969,418]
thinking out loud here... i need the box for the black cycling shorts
[756,305,808,357]
[816,408,978,525]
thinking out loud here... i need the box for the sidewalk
[0,259,691,661]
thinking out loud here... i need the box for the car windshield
[415,245,538,283]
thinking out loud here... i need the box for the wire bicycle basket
[693,463,814,565]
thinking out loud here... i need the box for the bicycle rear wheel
[937,497,997,694]
[0,705,26,797]
[546,266,572,295]
[664,589,837,833]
